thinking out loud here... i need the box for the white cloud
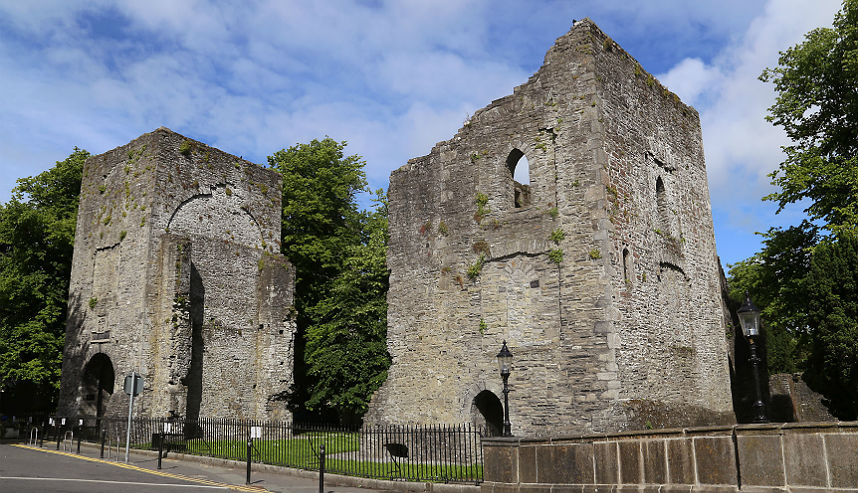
[0,0,844,265]
[656,0,840,240]
[659,58,722,107]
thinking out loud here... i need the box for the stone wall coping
[482,421,858,445]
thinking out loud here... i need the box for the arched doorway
[81,353,115,417]
[471,390,503,436]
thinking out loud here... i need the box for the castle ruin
[57,128,296,421]
[365,20,734,436]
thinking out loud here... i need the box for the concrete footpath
[10,439,480,493]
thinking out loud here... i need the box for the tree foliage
[803,233,858,418]
[727,0,858,418]
[727,223,817,374]
[760,0,858,233]
[0,149,87,411]
[304,190,390,423]
[267,139,389,423]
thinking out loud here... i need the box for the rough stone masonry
[57,127,296,420]
[365,19,734,436]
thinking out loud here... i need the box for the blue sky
[0,0,842,268]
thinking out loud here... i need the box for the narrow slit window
[622,247,631,284]
[656,176,669,233]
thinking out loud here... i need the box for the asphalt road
[0,443,238,493]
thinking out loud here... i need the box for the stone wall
[769,373,836,423]
[365,19,732,436]
[58,127,296,421]
[482,421,858,492]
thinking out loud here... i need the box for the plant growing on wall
[467,254,486,280]
[474,192,489,223]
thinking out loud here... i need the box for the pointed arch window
[506,149,531,208]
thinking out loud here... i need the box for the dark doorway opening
[472,390,503,436]
[81,353,115,418]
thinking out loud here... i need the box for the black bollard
[100,430,106,458]
[319,443,325,493]
[77,432,81,454]
[157,432,164,469]
[56,425,61,450]
[245,435,252,485]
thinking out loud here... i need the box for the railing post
[246,434,252,485]
[158,431,164,470]
[319,443,325,493]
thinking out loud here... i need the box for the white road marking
[0,476,228,489]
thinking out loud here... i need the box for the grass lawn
[141,431,481,482]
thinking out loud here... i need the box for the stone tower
[365,20,734,436]
[58,128,296,421]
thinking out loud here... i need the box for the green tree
[0,149,87,412]
[304,190,390,424]
[760,0,858,233]
[727,222,817,374]
[267,138,389,423]
[803,233,858,418]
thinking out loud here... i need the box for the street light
[737,291,768,423]
[496,341,514,437]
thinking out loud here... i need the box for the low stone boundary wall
[482,422,857,492]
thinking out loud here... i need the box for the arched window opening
[81,353,115,418]
[471,390,504,436]
[506,149,531,208]
[656,176,669,233]
[622,247,631,284]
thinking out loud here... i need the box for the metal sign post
[123,372,143,463]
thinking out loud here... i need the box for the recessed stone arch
[166,185,263,248]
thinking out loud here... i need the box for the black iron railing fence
[13,415,485,484]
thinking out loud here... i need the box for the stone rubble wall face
[58,128,295,421]
[366,20,732,436]
[591,26,734,427]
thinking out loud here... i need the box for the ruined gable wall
[588,25,734,427]
[59,128,295,420]
[367,23,622,436]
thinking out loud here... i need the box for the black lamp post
[496,340,514,437]
[737,291,768,423]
